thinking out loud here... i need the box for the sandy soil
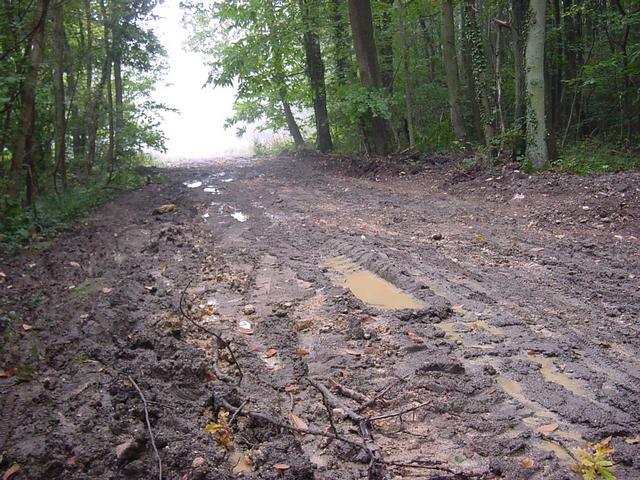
[1,153,639,480]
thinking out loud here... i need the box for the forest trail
[1,154,639,479]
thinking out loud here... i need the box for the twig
[368,401,431,422]
[383,460,486,479]
[309,380,340,439]
[228,400,248,427]
[356,376,406,413]
[329,379,370,404]
[218,398,369,452]
[212,340,238,384]
[128,376,162,480]
[179,280,243,384]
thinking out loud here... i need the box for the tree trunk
[85,0,98,174]
[328,0,355,86]
[7,0,51,202]
[300,0,333,153]
[511,0,527,158]
[100,0,115,182]
[397,0,415,148]
[463,0,494,153]
[441,0,467,142]
[460,5,482,141]
[52,0,67,192]
[348,0,391,155]
[525,0,549,169]
[280,87,305,147]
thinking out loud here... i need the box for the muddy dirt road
[1,154,639,479]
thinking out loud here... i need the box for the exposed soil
[1,153,639,480]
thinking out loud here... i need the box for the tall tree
[348,0,391,154]
[525,0,549,169]
[7,0,51,203]
[300,0,332,152]
[52,0,67,191]
[441,0,467,142]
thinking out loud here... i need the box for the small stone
[192,457,206,468]
[432,233,443,241]
[243,304,256,315]
[115,439,135,461]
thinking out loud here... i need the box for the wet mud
[1,154,639,479]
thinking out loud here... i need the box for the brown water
[323,256,424,310]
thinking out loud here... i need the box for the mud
[1,153,639,479]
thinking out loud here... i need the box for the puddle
[204,187,220,194]
[231,212,248,222]
[184,180,202,188]
[538,439,571,460]
[322,256,424,310]
[529,356,588,398]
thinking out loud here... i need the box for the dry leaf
[365,346,383,353]
[294,349,309,356]
[406,331,416,337]
[284,385,299,393]
[161,264,168,272]
[625,436,640,444]
[69,261,81,268]
[153,204,176,214]
[485,388,496,395]
[535,423,559,433]
[527,350,537,355]
[2,464,21,480]
[468,344,492,349]
[0,368,17,378]
[265,349,277,358]
[521,458,534,468]
[102,288,113,294]
[343,349,362,356]
[530,247,545,252]
[237,327,254,335]
[273,464,291,470]
[338,369,350,378]
[66,455,77,466]
[22,324,33,331]
[289,413,308,432]
[411,338,424,344]
[122,378,132,387]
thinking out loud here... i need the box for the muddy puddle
[322,256,424,310]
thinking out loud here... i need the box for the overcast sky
[150,1,253,157]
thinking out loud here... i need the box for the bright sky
[150,2,253,157]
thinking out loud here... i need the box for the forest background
[0,0,638,253]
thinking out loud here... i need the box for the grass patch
[552,139,640,175]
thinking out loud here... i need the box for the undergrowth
[0,168,150,257]
[552,139,640,175]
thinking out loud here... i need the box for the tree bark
[441,0,467,142]
[397,0,415,148]
[525,0,549,169]
[511,0,527,158]
[328,0,355,86]
[348,0,391,155]
[52,0,67,192]
[280,87,305,147]
[460,5,482,141]
[300,0,333,153]
[7,0,51,202]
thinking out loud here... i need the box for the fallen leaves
[152,204,176,215]
[0,368,17,378]
[273,463,291,470]
[535,423,559,433]
[205,409,234,450]
[265,349,277,358]
[521,458,534,468]
[237,327,254,335]
[289,413,308,432]
[343,348,362,356]
[294,349,309,356]
[284,385,299,393]
[2,464,21,480]
[22,324,33,331]
[625,436,640,444]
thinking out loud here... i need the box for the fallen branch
[329,378,371,404]
[128,375,162,480]
[179,280,243,384]
[368,401,430,422]
[356,376,407,413]
[383,460,486,479]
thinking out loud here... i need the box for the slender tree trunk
[328,0,354,86]
[280,87,305,147]
[441,0,467,142]
[397,0,415,148]
[348,0,391,155]
[100,0,115,181]
[7,0,51,202]
[52,0,67,192]
[300,0,332,153]
[525,0,549,169]
[511,0,527,158]
[460,6,482,141]
[463,0,494,153]
[85,0,98,174]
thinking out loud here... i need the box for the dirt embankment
[1,154,639,480]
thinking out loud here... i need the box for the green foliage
[571,438,616,480]
[551,139,640,175]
